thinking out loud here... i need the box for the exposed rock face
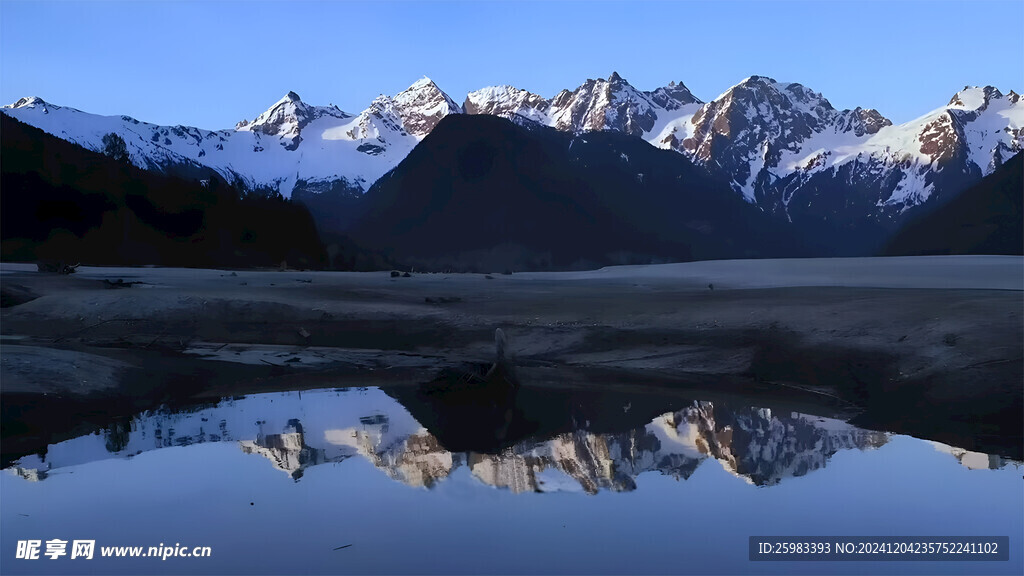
[833,107,892,137]
[648,80,701,111]
[391,77,463,137]
[463,85,551,123]
[239,419,342,481]
[918,111,966,164]
[365,430,456,488]
[548,71,660,136]
[236,91,350,151]
[345,95,408,142]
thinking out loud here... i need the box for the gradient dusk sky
[2,0,1022,129]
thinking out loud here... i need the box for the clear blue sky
[2,0,1022,129]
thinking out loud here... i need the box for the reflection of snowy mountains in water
[8,388,1007,490]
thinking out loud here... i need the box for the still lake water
[2,386,1021,575]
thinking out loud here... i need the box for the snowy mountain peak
[237,91,313,143]
[546,72,665,136]
[684,76,838,173]
[4,96,52,110]
[915,84,1023,173]
[465,75,704,138]
[834,107,892,136]
[723,77,836,121]
[679,77,860,202]
[343,95,408,143]
[391,77,463,137]
[731,75,785,92]
[948,85,1004,111]
[648,81,702,110]
[463,85,550,123]
[405,76,439,92]
[236,91,352,150]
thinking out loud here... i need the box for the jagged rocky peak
[391,77,463,137]
[834,107,893,137]
[236,90,351,150]
[464,75,704,137]
[678,76,849,201]
[687,76,837,151]
[548,71,661,137]
[240,91,311,133]
[463,85,550,119]
[647,80,702,110]
[740,76,835,119]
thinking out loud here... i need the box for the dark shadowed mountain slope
[1,114,325,268]
[347,114,810,271]
[883,152,1023,256]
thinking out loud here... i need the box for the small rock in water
[298,327,311,339]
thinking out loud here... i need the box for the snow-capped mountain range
[8,387,896,490]
[2,77,460,198]
[3,74,1021,217]
[11,386,1010,490]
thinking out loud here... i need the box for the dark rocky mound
[347,114,809,272]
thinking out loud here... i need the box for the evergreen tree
[102,132,129,163]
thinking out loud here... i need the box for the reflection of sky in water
[2,388,1021,575]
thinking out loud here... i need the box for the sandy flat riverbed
[1,256,1022,461]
